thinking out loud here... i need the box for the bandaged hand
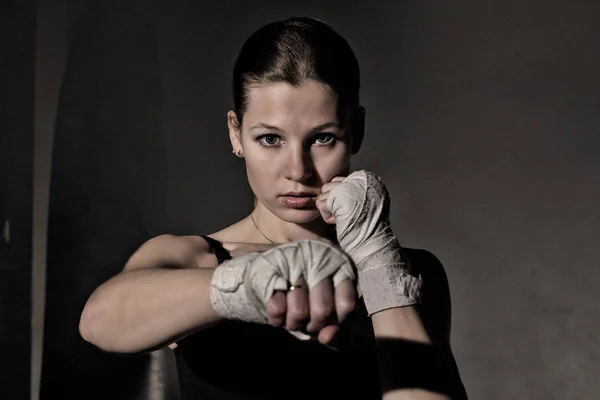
[318,170,423,315]
[209,240,356,330]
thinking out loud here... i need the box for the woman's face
[229,80,354,224]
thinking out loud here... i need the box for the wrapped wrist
[357,246,423,316]
[209,252,271,324]
[359,264,423,316]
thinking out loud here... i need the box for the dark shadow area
[40,1,169,398]
[173,316,382,400]
[0,0,35,399]
[376,338,468,399]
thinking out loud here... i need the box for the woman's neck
[250,204,337,245]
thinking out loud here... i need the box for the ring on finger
[289,284,307,291]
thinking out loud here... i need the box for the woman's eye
[258,134,281,146]
[314,133,335,145]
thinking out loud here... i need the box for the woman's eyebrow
[308,122,339,133]
[249,122,280,132]
[249,122,339,133]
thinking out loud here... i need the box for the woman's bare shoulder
[121,234,212,271]
[175,235,219,268]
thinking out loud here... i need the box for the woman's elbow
[79,296,109,350]
[79,295,153,355]
[79,293,123,353]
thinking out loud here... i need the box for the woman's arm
[79,234,222,354]
[369,252,467,400]
[372,307,456,400]
[318,172,467,399]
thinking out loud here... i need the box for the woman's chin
[276,207,322,224]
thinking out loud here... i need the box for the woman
[80,17,467,399]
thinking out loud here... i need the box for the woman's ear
[227,110,242,152]
[350,106,365,155]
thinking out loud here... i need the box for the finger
[316,194,336,224]
[316,200,334,224]
[334,279,357,325]
[285,276,310,331]
[316,193,329,211]
[306,278,336,333]
[331,176,346,182]
[316,191,329,203]
[317,324,340,346]
[320,181,340,194]
[266,291,287,327]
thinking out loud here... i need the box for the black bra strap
[200,235,232,264]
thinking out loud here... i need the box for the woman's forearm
[79,267,220,354]
[371,307,451,400]
[372,306,431,343]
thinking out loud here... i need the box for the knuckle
[287,303,309,320]
[336,298,356,315]
[311,304,333,322]
[267,301,285,317]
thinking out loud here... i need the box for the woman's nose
[284,147,313,182]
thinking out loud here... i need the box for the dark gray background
[2,0,599,399]
[0,1,34,399]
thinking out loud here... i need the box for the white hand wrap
[209,240,356,324]
[326,170,423,315]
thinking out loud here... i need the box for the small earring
[233,149,244,158]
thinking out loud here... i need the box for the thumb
[316,196,336,224]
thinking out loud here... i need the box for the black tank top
[173,236,381,400]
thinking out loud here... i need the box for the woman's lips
[279,195,316,208]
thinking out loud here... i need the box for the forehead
[243,81,339,129]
